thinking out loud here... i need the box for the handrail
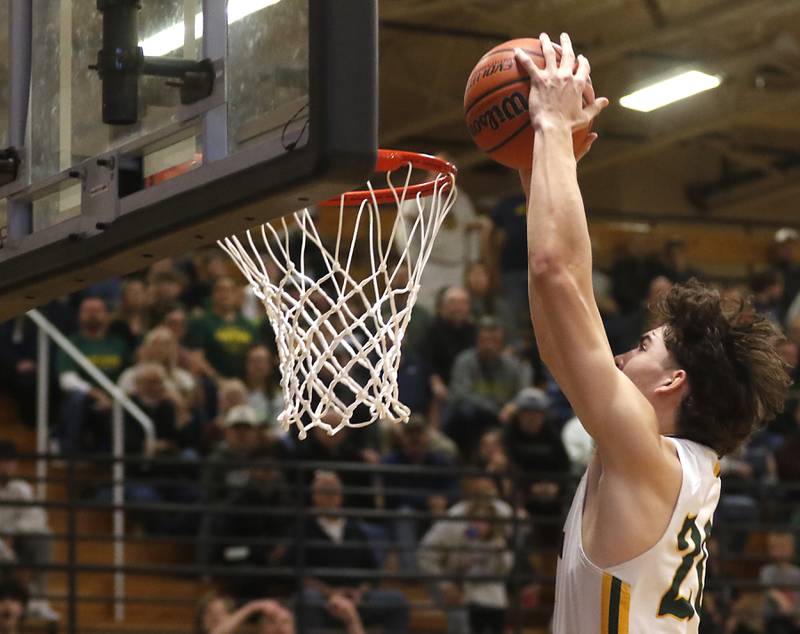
[26,308,156,449]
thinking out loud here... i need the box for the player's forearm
[527,121,592,284]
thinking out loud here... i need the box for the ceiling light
[620,70,721,113]
[140,0,283,56]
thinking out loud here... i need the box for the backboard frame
[0,0,378,321]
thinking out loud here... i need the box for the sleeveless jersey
[552,437,721,634]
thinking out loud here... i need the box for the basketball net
[219,150,457,439]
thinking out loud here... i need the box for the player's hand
[514,33,608,133]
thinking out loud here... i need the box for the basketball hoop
[219,150,457,439]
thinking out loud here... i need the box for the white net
[219,154,456,439]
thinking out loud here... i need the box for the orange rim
[319,149,457,206]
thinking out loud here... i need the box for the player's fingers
[559,33,575,72]
[575,54,591,84]
[584,97,610,120]
[514,48,544,81]
[582,76,596,108]
[539,33,558,71]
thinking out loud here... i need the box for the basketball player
[514,34,790,632]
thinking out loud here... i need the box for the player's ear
[655,369,687,396]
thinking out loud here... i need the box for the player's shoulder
[666,436,721,487]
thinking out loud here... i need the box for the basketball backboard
[0,0,377,320]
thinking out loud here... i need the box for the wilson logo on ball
[468,91,528,136]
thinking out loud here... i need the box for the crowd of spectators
[2,198,800,632]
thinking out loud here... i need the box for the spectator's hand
[531,481,559,500]
[769,589,795,614]
[91,389,113,411]
[327,593,361,625]
[427,494,448,514]
[430,375,449,401]
[732,461,754,479]
[16,359,36,373]
[440,582,464,606]
[153,439,174,453]
[497,402,517,425]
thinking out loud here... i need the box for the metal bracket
[90,0,215,124]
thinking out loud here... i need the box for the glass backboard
[0,0,377,320]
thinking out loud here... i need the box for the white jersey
[553,437,721,634]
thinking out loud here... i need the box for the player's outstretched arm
[516,34,674,481]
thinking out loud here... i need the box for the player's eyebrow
[640,333,653,347]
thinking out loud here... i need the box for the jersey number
[657,515,712,620]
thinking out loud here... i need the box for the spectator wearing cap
[382,415,459,571]
[198,405,265,574]
[0,442,57,622]
[501,388,569,544]
[0,578,28,634]
[444,317,530,459]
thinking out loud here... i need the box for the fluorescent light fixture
[620,70,721,113]
[140,0,282,56]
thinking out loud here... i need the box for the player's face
[614,326,677,396]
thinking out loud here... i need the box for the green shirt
[57,334,131,385]
[186,311,259,378]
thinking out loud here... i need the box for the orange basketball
[464,37,592,170]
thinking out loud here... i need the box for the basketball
[464,37,593,170]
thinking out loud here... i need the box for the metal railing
[1,452,797,633]
[25,308,156,622]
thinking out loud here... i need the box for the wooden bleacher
[2,393,550,633]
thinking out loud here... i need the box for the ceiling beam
[586,0,800,66]
[701,162,800,214]
[581,88,800,175]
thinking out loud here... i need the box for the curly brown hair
[655,279,791,456]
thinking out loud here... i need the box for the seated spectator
[464,261,518,348]
[0,315,40,426]
[205,379,250,453]
[111,364,199,534]
[148,269,189,325]
[382,415,458,571]
[206,446,293,598]
[186,277,260,380]
[474,430,512,498]
[119,327,198,429]
[760,531,800,634]
[288,426,376,510]
[244,345,284,434]
[385,266,432,358]
[423,286,476,407]
[198,405,266,573]
[54,296,132,455]
[286,470,409,634]
[719,442,776,552]
[445,318,530,459]
[0,442,57,621]
[418,483,516,634]
[208,596,365,634]
[501,388,569,544]
[108,277,152,349]
[202,405,265,502]
[751,269,785,327]
[0,577,27,634]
